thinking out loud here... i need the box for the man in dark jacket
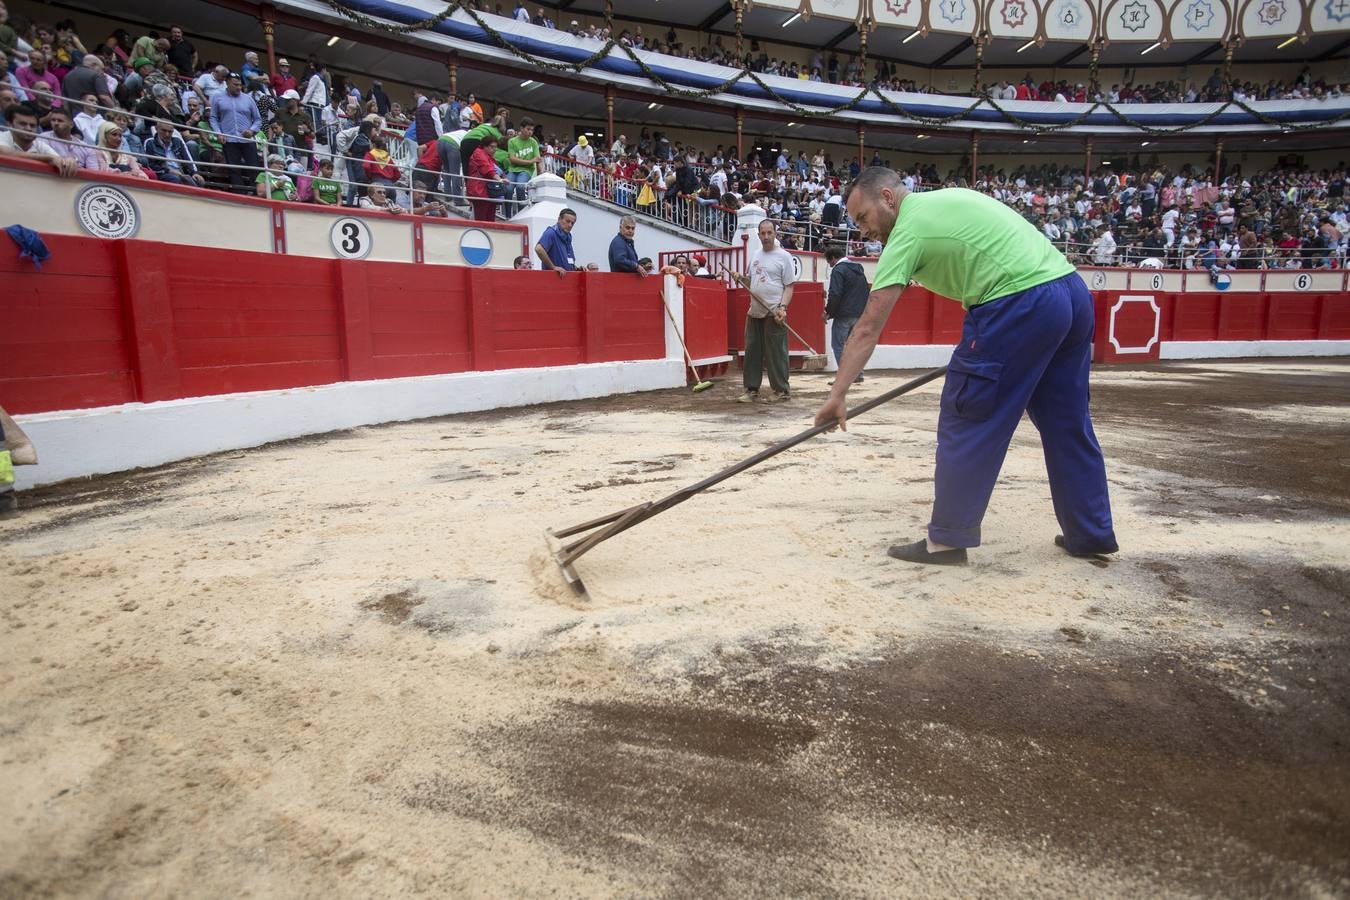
[142,119,205,186]
[823,244,870,383]
[608,216,644,274]
[672,157,699,198]
[370,80,391,116]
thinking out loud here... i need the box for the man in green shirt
[505,117,540,215]
[814,167,1117,566]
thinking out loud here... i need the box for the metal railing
[540,152,741,242]
[14,88,518,216]
[657,245,748,288]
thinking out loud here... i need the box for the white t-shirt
[747,245,796,317]
[195,72,228,101]
[0,130,61,157]
[1161,208,1179,234]
[568,143,594,167]
[1091,231,1117,265]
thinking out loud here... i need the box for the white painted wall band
[13,360,684,489]
[1158,340,1350,359]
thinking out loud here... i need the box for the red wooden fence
[1,234,666,415]
[681,277,731,362]
[7,233,1348,417]
[877,286,968,346]
[726,283,827,357]
[1092,290,1350,362]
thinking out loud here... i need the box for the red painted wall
[0,235,136,413]
[727,282,826,355]
[7,231,1350,419]
[875,287,968,345]
[0,235,664,415]
[681,278,730,362]
[1094,290,1350,362]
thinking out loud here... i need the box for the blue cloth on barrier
[6,224,50,269]
[929,272,1117,554]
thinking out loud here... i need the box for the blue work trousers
[831,316,859,374]
[929,272,1116,554]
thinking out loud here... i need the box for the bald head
[842,165,903,206]
[844,166,909,245]
[757,217,777,250]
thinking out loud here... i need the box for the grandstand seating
[0,0,1345,268]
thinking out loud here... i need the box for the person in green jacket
[458,120,502,192]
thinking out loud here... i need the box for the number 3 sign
[330,217,373,260]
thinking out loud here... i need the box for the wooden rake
[544,366,949,597]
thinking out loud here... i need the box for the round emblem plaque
[74,184,140,239]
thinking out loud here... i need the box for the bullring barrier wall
[4,176,1348,487]
[770,250,1350,367]
[3,233,688,487]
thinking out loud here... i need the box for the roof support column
[605,85,615,148]
[260,6,278,80]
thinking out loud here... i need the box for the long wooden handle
[558,366,949,564]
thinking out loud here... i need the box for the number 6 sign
[330,217,373,260]
[1294,273,1312,291]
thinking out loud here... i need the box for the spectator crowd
[0,1,1342,268]
[0,3,550,219]
[493,2,1342,104]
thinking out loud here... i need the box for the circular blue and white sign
[459,229,493,267]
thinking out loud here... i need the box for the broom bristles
[800,354,827,372]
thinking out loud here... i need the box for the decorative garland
[317,0,1350,136]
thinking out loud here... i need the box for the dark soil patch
[360,588,422,624]
[402,702,830,894]
[422,630,1350,897]
[1090,362,1350,516]
[5,456,227,536]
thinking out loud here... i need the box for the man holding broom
[737,219,796,403]
[814,168,1118,566]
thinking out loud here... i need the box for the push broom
[659,284,714,392]
[545,365,948,597]
[722,267,828,371]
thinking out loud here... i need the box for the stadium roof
[74,0,1350,156]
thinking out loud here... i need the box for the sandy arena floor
[2,360,1348,898]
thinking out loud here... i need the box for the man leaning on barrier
[0,102,77,176]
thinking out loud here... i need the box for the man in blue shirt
[535,208,597,277]
[209,73,262,188]
[608,216,644,275]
